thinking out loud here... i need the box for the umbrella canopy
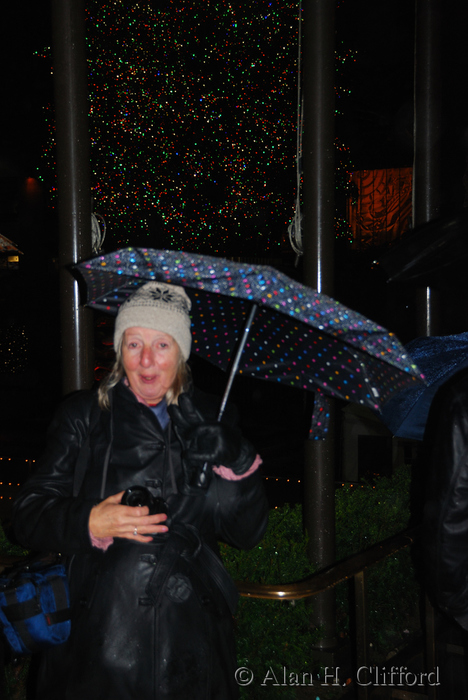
[75,248,424,435]
[380,332,468,441]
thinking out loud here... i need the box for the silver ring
[133,527,138,536]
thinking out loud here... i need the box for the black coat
[12,382,269,699]
[422,369,468,630]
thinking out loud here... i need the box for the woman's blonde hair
[97,335,191,410]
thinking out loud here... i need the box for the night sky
[0,1,52,180]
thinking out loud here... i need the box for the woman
[13,282,268,700]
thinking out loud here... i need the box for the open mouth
[140,374,158,384]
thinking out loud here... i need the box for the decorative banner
[347,168,412,249]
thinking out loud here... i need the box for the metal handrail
[236,525,435,700]
[237,526,420,600]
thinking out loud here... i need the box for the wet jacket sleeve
[12,392,98,555]
[187,387,269,550]
[423,374,468,629]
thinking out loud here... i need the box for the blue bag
[0,397,100,656]
[0,557,71,655]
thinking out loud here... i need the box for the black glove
[168,394,256,494]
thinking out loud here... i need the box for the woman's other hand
[89,491,168,542]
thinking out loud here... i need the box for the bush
[220,504,322,699]
[0,524,28,558]
[335,465,420,657]
[335,465,412,555]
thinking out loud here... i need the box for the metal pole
[52,0,94,394]
[413,0,441,336]
[302,0,337,649]
[302,3,335,295]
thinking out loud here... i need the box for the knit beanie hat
[114,282,192,360]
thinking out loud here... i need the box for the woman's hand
[89,491,168,543]
[169,393,256,476]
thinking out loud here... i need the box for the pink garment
[89,532,114,551]
[213,454,262,481]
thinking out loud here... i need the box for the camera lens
[121,486,169,537]
[121,485,153,509]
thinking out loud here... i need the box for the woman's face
[121,327,180,405]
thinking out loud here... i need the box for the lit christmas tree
[40,1,355,256]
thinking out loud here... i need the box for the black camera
[121,485,168,516]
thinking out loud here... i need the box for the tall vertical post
[413,0,441,336]
[51,0,94,394]
[302,0,336,649]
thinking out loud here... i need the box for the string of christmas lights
[0,326,29,373]
[38,1,356,254]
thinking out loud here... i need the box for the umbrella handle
[217,302,258,421]
[194,303,258,491]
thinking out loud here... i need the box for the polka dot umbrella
[75,247,424,437]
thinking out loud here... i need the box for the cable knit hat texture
[114,282,192,359]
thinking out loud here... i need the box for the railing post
[354,570,369,700]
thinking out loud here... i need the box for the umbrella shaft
[217,303,258,421]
